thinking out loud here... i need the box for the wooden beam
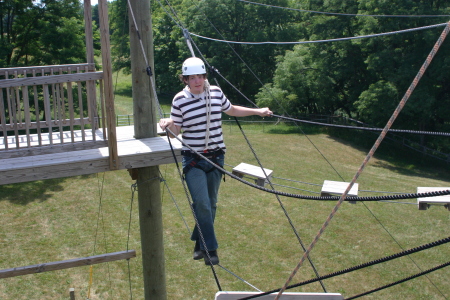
[232,162,273,187]
[0,250,136,279]
[0,64,95,76]
[99,0,118,170]
[0,72,103,88]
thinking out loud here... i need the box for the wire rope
[166,128,450,201]
[127,183,137,300]
[237,236,450,299]
[271,114,450,137]
[360,202,447,298]
[345,261,450,299]
[233,117,328,292]
[218,265,263,292]
[166,133,223,291]
[237,0,450,18]
[165,127,450,200]
[88,172,114,299]
[274,19,450,300]
[208,66,345,182]
[188,23,447,45]
[159,170,191,235]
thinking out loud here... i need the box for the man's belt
[181,149,224,158]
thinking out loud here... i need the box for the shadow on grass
[114,85,133,98]
[326,130,450,182]
[0,175,93,205]
[267,125,323,135]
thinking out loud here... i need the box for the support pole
[99,0,118,169]
[129,0,167,299]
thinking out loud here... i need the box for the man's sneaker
[203,250,219,266]
[193,241,203,260]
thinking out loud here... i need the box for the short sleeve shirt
[171,85,232,153]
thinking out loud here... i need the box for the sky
[84,0,112,6]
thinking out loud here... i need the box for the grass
[0,72,449,299]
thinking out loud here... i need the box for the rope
[271,114,450,137]
[159,170,191,235]
[237,0,450,18]
[127,0,165,119]
[188,23,447,45]
[165,127,450,202]
[234,117,328,292]
[218,265,263,292]
[126,183,138,300]
[359,203,447,298]
[166,133,223,291]
[237,236,450,299]
[345,261,450,299]
[87,173,113,299]
[274,19,450,300]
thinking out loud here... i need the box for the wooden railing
[0,64,107,154]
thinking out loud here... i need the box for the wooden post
[129,0,167,299]
[69,288,75,300]
[98,0,119,170]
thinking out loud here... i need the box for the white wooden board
[321,180,359,197]
[232,162,273,187]
[215,291,343,300]
[417,187,450,211]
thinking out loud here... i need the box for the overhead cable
[237,0,450,18]
[188,22,447,45]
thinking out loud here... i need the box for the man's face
[186,74,205,94]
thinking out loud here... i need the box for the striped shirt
[171,85,232,153]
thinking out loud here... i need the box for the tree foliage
[0,0,87,67]
[108,0,302,101]
[255,0,450,142]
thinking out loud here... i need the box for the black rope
[166,128,450,202]
[237,236,450,299]
[360,203,447,299]
[272,114,450,137]
[234,117,328,292]
[345,261,450,299]
[166,133,222,291]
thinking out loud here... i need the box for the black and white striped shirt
[171,85,232,153]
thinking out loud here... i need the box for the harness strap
[182,156,224,176]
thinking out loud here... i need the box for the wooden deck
[0,125,182,185]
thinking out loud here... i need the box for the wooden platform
[321,180,359,197]
[215,291,343,300]
[417,187,450,211]
[321,180,359,203]
[0,126,181,185]
[232,162,273,187]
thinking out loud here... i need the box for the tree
[0,0,87,68]
[256,0,450,145]
[181,0,302,104]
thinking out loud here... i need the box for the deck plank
[0,126,181,185]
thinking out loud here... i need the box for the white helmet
[182,57,206,76]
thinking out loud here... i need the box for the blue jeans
[182,154,224,251]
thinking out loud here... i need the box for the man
[159,57,272,265]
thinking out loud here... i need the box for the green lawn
[0,72,449,299]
